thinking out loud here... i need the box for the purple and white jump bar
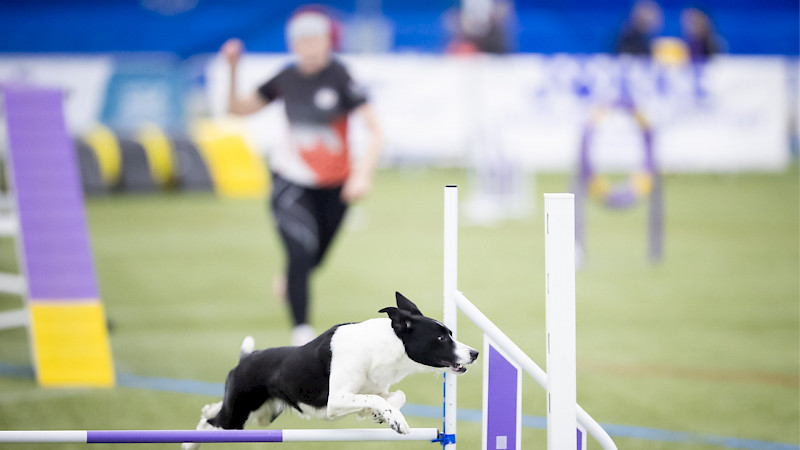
[0,428,440,443]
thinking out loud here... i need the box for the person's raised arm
[341,103,383,203]
[221,38,267,116]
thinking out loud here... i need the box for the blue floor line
[1,363,796,450]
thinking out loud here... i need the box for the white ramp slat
[0,308,27,330]
[0,272,25,295]
[0,216,18,236]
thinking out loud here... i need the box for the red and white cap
[286,10,332,41]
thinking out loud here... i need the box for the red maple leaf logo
[299,140,349,187]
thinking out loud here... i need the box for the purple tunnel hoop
[579,100,657,209]
[574,99,664,263]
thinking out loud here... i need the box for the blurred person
[681,7,723,61]
[614,0,664,55]
[444,0,515,55]
[221,9,382,346]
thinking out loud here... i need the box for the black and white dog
[183,292,478,450]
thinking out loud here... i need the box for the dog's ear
[395,291,423,316]
[379,306,414,335]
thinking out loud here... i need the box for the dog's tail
[240,336,255,361]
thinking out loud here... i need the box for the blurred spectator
[445,0,515,55]
[614,0,664,55]
[681,7,724,61]
[221,9,382,346]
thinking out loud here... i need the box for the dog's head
[379,292,479,374]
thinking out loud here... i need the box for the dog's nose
[469,349,479,362]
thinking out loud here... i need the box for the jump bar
[0,428,440,444]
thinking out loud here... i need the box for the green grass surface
[0,169,798,449]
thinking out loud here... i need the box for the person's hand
[341,169,372,204]
[220,38,244,67]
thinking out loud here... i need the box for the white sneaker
[291,324,315,346]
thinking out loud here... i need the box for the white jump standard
[442,186,616,450]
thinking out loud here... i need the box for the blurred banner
[0,56,113,133]
[1,54,793,173]
[206,54,792,173]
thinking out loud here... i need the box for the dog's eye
[437,335,447,342]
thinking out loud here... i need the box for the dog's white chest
[329,319,426,392]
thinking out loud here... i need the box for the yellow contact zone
[29,301,115,387]
[83,125,122,186]
[190,119,269,198]
[137,123,175,186]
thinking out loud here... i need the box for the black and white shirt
[259,59,368,188]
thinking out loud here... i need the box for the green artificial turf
[0,169,797,449]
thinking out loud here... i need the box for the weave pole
[0,428,440,444]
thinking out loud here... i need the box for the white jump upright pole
[442,185,458,450]
[544,193,577,450]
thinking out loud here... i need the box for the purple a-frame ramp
[2,85,114,387]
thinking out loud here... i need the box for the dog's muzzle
[448,347,479,374]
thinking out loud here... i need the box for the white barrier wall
[206,54,793,173]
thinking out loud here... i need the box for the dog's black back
[209,324,344,429]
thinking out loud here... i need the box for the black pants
[270,174,348,326]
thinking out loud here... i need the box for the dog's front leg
[365,390,407,425]
[327,391,410,434]
[358,390,406,424]
[382,390,406,409]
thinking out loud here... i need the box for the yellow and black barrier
[78,121,267,198]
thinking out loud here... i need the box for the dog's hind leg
[247,399,286,427]
[201,401,223,420]
[181,403,224,450]
[207,401,251,430]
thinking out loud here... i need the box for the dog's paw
[358,408,386,424]
[382,408,410,434]
[371,409,386,424]
[201,401,222,420]
[181,443,200,450]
